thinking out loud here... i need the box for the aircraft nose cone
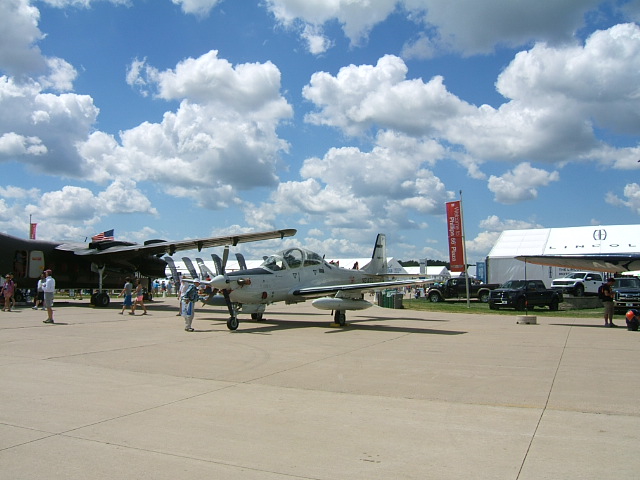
[210,274,228,289]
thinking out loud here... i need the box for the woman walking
[131,279,148,315]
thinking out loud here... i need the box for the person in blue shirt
[181,278,200,332]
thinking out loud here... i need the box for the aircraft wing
[516,254,640,273]
[293,278,425,297]
[56,229,297,257]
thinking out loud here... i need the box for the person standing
[177,275,188,316]
[2,274,15,312]
[119,277,134,315]
[42,269,56,324]
[131,278,148,315]
[600,277,617,327]
[181,278,200,332]
[33,273,46,310]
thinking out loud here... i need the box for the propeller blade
[211,254,223,276]
[195,257,216,280]
[235,252,247,270]
[221,245,230,274]
[181,257,198,279]
[163,256,180,284]
[222,288,235,318]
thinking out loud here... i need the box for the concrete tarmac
[1,297,638,479]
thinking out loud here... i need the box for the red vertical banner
[446,201,465,272]
[29,223,37,240]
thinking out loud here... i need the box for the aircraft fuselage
[215,264,379,306]
[0,233,166,290]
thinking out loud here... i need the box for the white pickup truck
[550,271,604,297]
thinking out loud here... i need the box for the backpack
[184,284,199,302]
[597,284,606,300]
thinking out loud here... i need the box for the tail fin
[362,234,387,275]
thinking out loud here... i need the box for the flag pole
[459,190,470,308]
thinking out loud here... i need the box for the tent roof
[488,224,640,258]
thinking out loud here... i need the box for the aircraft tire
[334,310,346,326]
[94,292,110,308]
[227,316,239,330]
[251,313,264,321]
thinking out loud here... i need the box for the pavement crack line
[243,331,414,384]
[59,435,325,480]
[515,317,574,479]
[0,421,322,480]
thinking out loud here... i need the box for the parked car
[489,279,563,311]
[613,276,640,313]
[426,277,500,303]
[551,271,604,297]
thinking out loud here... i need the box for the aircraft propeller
[211,245,239,330]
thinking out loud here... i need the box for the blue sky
[1,0,639,265]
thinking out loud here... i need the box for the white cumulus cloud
[487,163,560,204]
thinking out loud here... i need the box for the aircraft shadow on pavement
[549,323,620,328]
[199,316,466,336]
[362,315,451,323]
[56,300,186,313]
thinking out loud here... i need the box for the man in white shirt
[177,275,188,316]
[42,269,56,324]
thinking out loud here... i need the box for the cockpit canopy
[261,247,327,271]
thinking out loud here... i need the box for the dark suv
[613,277,640,313]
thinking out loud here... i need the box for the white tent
[486,224,640,287]
[403,266,450,281]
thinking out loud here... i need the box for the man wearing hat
[181,278,200,332]
[42,269,56,324]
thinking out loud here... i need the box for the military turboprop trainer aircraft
[182,234,424,331]
[0,229,296,306]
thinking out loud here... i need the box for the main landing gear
[333,310,346,327]
[88,263,110,307]
[91,291,110,307]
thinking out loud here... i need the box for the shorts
[123,294,132,306]
[43,292,54,308]
[603,301,614,316]
[136,295,144,302]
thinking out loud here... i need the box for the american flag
[91,229,114,241]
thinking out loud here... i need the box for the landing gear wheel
[251,313,264,321]
[334,310,346,326]
[93,292,110,308]
[227,316,239,330]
